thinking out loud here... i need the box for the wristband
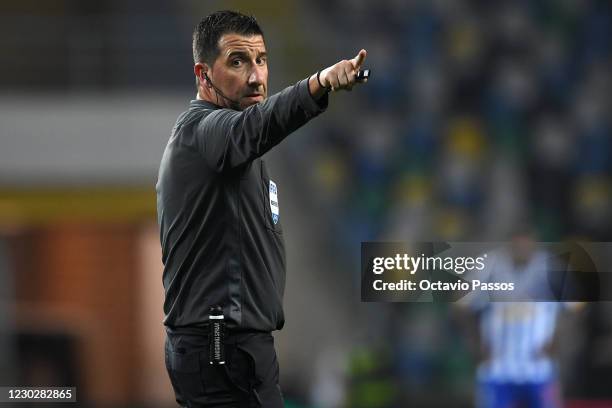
[316,71,330,92]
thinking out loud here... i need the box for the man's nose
[247,65,265,87]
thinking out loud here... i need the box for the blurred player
[459,227,581,408]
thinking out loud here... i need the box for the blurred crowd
[293,0,612,406]
[299,0,611,246]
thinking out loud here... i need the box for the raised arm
[196,49,368,172]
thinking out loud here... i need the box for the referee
[156,10,367,407]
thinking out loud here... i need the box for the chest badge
[269,180,280,224]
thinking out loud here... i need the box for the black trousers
[164,329,284,407]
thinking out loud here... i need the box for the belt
[165,325,271,344]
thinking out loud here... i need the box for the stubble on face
[213,34,268,110]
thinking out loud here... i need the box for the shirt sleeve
[195,78,328,172]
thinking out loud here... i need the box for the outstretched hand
[320,49,368,92]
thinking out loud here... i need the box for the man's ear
[194,63,211,87]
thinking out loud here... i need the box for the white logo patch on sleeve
[269,180,279,224]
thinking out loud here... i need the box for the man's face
[511,233,536,266]
[208,33,268,110]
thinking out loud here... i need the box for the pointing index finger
[350,49,367,70]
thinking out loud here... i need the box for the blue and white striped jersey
[477,302,560,383]
[467,249,563,383]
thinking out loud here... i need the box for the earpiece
[200,70,240,109]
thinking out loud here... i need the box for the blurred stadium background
[0,0,611,407]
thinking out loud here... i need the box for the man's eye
[256,57,267,66]
[231,59,242,67]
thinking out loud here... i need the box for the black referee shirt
[156,79,328,333]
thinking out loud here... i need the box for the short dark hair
[192,10,264,65]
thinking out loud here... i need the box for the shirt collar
[189,99,221,109]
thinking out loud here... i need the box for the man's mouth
[244,93,263,101]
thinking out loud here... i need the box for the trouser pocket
[170,350,205,400]
[236,334,284,408]
[166,335,205,402]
